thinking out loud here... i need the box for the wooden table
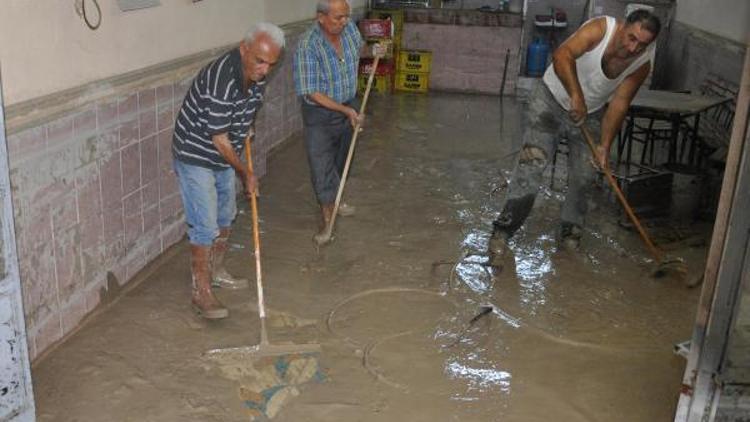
[620,90,730,169]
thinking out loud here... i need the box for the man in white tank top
[488,9,661,269]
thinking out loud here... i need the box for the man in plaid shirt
[294,0,383,242]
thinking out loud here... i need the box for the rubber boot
[191,244,229,319]
[211,229,249,290]
[559,222,583,252]
[313,203,335,244]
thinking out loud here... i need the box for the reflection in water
[451,229,495,293]
[512,234,555,282]
[445,359,512,395]
[461,229,488,251]
[456,208,473,224]
[490,306,522,329]
[510,234,556,311]
[455,262,492,293]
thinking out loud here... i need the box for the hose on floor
[82,0,101,30]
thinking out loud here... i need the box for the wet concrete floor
[33,93,706,421]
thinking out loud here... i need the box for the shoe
[211,236,249,289]
[314,203,335,245]
[560,222,582,251]
[191,245,229,320]
[338,202,356,217]
[212,267,249,290]
[488,229,511,268]
[191,289,229,319]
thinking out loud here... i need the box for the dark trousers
[493,82,603,237]
[301,99,358,205]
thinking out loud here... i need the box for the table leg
[669,113,680,166]
[692,113,701,169]
[618,114,634,165]
[626,115,635,165]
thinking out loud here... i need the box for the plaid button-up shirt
[293,20,364,104]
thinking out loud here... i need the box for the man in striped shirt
[294,0,379,242]
[173,23,284,319]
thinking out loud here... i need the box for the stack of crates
[368,9,404,52]
[395,50,432,93]
[357,59,395,94]
[357,18,395,94]
[360,8,432,94]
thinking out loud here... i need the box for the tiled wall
[654,20,746,93]
[5,28,304,361]
[402,23,521,95]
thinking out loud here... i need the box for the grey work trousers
[493,82,603,237]
[301,99,358,205]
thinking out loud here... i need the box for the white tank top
[543,16,655,113]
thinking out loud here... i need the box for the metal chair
[680,74,737,169]
[617,110,676,167]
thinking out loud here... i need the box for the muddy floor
[33,93,708,421]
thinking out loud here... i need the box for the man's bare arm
[597,62,651,169]
[212,132,257,197]
[552,17,607,122]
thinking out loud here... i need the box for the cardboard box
[395,71,429,93]
[398,50,433,74]
[358,19,393,39]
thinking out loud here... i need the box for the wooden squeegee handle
[244,137,267,320]
[322,54,381,240]
[579,125,663,261]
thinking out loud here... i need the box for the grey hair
[316,0,351,14]
[244,22,286,49]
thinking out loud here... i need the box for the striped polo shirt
[293,20,363,104]
[173,48,265,169]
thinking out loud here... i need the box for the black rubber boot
[559,222,583,252]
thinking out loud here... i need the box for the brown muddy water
[33,93,706,421]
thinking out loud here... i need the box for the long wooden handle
[579,125,663,261]
[244,137,266,321]
[322,55,381,240]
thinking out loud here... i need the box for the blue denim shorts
[174,158,237,246]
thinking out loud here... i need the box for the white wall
[0,0,260,105]
[266,1,311,24]
[265,0,366,27]
[676,0,750,44]
[0,0,366,106]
